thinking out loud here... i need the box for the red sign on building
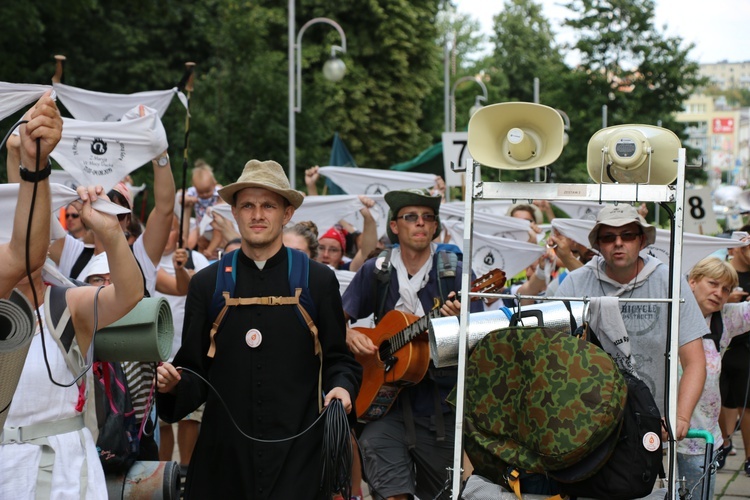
[713,117,735,133]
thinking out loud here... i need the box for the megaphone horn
[467,102,565,170]
[587,124,680,185]
[94,297,174,362]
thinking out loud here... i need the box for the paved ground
[170,424,749,499]
[715,429,750,499]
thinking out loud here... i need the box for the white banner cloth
[0,82,52,122]
[49,106,169,192]
[53,82,187,122]
[0,183,129,245]
[318,166,435,195]
[291,194,388,239]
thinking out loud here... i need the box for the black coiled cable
[320,398,352,499]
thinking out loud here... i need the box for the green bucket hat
[384,188,442,244]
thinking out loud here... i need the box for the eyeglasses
[319,245,342,254]
[66,213,80,219]
[87,276,111,286]
[396,213,437,223]
[598,231,643,244]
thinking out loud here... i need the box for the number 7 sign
[442,132,472,188]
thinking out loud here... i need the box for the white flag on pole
[49,105,169,192]
[0,82,52,122]
[318,166,436,195]
[53,82,187,122]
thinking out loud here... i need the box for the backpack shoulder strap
[287,247,323,411]
[44,285,87,384]
[208,250,239,358]
[287,247,320,350]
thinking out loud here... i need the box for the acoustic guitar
[354,268,506,421]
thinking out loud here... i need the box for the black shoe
[717,442,732,470]
[745,458,750,477]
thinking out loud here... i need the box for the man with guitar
[342,188,482,500]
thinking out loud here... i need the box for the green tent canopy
[389,142,444,176]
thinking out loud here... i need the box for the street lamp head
[323,56,346,82]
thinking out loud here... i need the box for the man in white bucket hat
[554,203,707,442]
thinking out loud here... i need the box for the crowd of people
[2,93,750,500]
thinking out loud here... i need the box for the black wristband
[19,160,52,182]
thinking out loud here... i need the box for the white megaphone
[587,125,680,185]
[467,102,565,170]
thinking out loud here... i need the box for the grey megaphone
[587,124,680,185]
[467,102,565,170]
[94,297,173,362]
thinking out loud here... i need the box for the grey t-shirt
[555,255,707,415]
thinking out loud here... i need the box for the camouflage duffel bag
[450,326,627,487]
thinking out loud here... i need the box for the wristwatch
[156,152,170,167]
[19,160,52,182]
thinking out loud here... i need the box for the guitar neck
[384,310,438,357]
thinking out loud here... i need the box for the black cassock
[157,247,361,499]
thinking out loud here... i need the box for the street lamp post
[449,75,488,132]
[288,1,347,190]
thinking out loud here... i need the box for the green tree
[561,0,706,183]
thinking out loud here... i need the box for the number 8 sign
[683,187,720,235]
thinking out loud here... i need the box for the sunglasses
[65,213,80,219]
[396,213,437,223]
[598,231,642,244]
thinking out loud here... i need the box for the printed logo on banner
[473,246,505,276]
[644,245,669,263]
[580,207,599,220]
[72,137,125,177]
[91,138,108,155]
[365,183,389,195]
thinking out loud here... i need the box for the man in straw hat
[342,188,482,500]
[156,160,361,499]
[553,203,707,442]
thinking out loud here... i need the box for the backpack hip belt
[1,414,89,498]
[1,414,84,444]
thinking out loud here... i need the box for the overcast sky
[454,0,750,65]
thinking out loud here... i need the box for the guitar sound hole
[379,340,391,360]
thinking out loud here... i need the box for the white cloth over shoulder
[318,166,435,195]
[0,82,52,122]
[391,245,433,317]
[49,105,169,192]
[588,296,637,376]
[53,82,187,122]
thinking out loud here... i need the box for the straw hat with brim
[588,204,656,251]
[384,188,442,244]
[218,160,304,209]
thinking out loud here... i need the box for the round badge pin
[642,431,661,452]
[245,328,262,348]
